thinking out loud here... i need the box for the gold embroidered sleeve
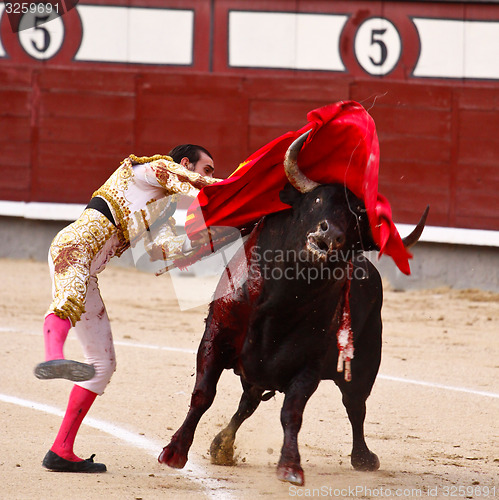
[145,217,186,262]
[149,160,221,198]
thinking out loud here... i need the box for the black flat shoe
[42,450,107,473]
[34,359,95,382]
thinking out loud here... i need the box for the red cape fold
[185,101,412,275]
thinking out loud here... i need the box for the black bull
[158,133,429,486]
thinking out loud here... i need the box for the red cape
[186,101,412,274]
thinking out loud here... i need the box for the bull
[158,131,428,485]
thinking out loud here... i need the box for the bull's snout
[319,220,346,248]
[306,220,345,260]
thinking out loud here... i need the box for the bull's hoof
[351,450,380,471]
[210,432,236,466]
[158,443,188,469]
[276,465,305,486]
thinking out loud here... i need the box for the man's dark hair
[168,144,213,165]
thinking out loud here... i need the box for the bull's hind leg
[210,381,264,465]
[158,338,226,469]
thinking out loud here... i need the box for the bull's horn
[284,130,320,193]
[402,205,430,249]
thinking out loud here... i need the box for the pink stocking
[43,313,71,361]
[50,385,98,462]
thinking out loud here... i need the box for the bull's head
[280,130,428,263]
[279,180,371,263]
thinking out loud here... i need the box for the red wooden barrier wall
[1,0,498,231]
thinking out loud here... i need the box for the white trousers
[47,225,120,395]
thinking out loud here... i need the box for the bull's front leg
[338,304,381,472]
[337,356,380,472]
[343,265,382,471]
[158,339,225,469]
[277,369,320,486]
[342,390,380,471]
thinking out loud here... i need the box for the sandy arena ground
[0,257,498,500]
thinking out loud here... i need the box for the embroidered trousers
[47,209,121,394]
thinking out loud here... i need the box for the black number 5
[369,28,387,66]
[32,15,51,53]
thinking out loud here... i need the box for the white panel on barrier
[413,18,499,79]
[75,5,193,65]
[128,8,193,65]
[465,21,499,80]
[0,4,6,57]
[75,6,128,62]
[412,19,464,78]
[229,11,347,71]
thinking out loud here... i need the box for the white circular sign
[18,6,65,60]
[354,17,401,76]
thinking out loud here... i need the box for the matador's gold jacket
[92,154,220,258]
[47,154,220,324]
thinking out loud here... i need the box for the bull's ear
[355,211,379,251]
[279,183,302,207]
[359,230,379,252]
[346,192,380,251]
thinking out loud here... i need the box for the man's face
[190,152,215,178]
